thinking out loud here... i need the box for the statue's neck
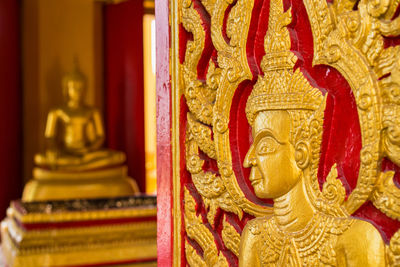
[67,100,81,109]
[273,174,315,232]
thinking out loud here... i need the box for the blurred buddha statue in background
[34,65,125,171]
[23,64,138,201]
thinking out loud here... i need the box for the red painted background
[104,0,146,192]
[157,0,400,265]
[0,0,22,220]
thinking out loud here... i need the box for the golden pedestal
[22,166,139,201]
[1,196,157,267]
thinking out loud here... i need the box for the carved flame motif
[178,0,400,264]
[302,0,400,260]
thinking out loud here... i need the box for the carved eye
[256,136,278,155]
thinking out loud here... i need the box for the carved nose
[244,148,256,168]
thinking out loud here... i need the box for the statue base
[22,165,139,201]
[1,196,157,267]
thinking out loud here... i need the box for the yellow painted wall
[22,0,103,182]
[143,14,157,194]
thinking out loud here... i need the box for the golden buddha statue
[238,0,386,265]
[34,67,125,171]
[23,65,138,201]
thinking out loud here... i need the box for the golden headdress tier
[63,59,86,85]
[260,0,296,72]
[246,0,323,124]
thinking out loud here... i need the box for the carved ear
[295,141,310,169]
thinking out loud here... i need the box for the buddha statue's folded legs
[35,149,126,171]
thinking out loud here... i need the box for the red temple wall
[104,0,146,192]
[0,0,22,220]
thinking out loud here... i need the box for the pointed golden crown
[63,59,86,86]
[245,0,323,125]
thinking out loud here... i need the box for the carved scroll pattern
[181,0,400,264]
[185,240,207,267]
[221,216,241,257]
[304,0,381,214]
[182,0,247,230]
[181,0,272,265]
[303,0,400,262]
[211,0,273,218]
[185,188,228,267]
[184,188,229,266]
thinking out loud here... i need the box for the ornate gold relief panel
[173,0,400,265]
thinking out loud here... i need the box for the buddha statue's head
[243,0,326,201]
[62,66,86,106]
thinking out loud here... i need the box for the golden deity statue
[23,65,138,201]
[238,0,385,265]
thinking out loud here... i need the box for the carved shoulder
[239,217,268,267]
[87,107,101,119]
[245,217,266,235]
[54,107,71,119]
[336,219,386,266]
[48,108,62,117]
[89,106,100,114]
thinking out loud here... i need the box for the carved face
[244,110,302,199]
[65,79,84,104]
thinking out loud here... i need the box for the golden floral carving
[181,0,240,229]
[211,0,273,218]
[178,0,400,263]
[221,216,240,257]
[181,0,273,263]
[299,5,400,264]
[303,0,400,217]
[181,0,216,125]
[237,0,387,264]
[321,164,346,208]
[187,113,216,160]
[185,240,207,267]
[184,188,229,266]
[389,230,400,266]
[186,112,243,225]
[371,171,400,220]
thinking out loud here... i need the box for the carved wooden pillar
[157,0,400,265]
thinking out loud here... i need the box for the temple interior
[2,0,400,266]
[0,0,158,266]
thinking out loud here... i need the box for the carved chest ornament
[177,0,400,265]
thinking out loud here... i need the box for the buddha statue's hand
[46,150,58,166]
[71,147,91,155]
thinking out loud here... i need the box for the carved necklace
[258,212,353,266]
